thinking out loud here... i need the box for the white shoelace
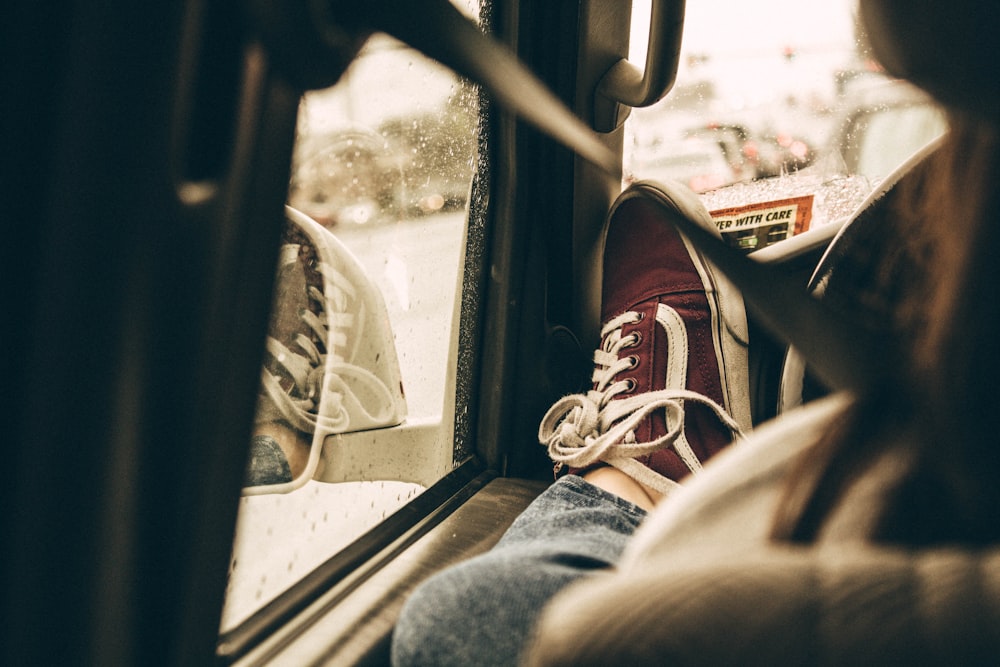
[538,310,743,497]
[262,256,395,436]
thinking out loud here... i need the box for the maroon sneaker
[539,180,751,497]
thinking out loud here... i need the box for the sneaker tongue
[602,198,704,323]
[270,247,308,342]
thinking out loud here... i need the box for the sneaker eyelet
[624,378,637,392]
[635,312,645,321]
[628,332,642,347]
[627,355,639,369]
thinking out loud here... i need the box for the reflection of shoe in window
[245,207,407,492]
[539,182,751,500]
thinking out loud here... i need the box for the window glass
[843,101,947,182]
[221,4,482,632]
[626,0,947,251]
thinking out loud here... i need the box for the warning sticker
[709,194,814,252]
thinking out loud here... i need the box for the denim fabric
[391,475,647,667]
[244,435,293,486]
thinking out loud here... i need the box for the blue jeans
[244,434,293,486]
[391,475,647,666]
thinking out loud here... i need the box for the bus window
[221,2,483,632]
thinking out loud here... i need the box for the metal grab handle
[598,0,685,108]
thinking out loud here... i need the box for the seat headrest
[860,0,998,121]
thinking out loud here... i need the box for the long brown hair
[771,113,1000,547]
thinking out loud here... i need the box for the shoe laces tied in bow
[261,257,397,436]
[538,310,743,497]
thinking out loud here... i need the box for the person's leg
[391,474,647,667]
[583,465,659,510]
[392,182,752,665]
